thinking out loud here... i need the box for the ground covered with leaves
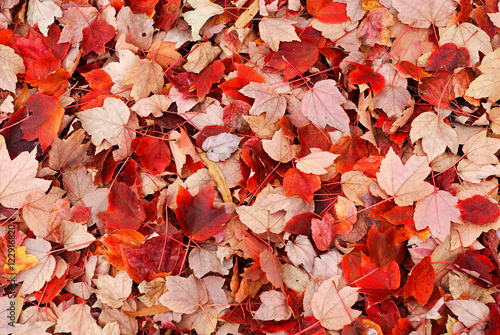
[2,0,500,334]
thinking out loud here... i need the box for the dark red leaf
[458,195,500,226]
[175,185,233,241]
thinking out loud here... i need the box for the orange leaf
[403,256,435,306]
[22,93,65,151]
[283,168,321,203]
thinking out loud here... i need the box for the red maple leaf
[175,185,233,241]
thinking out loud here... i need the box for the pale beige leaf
[23,188,65,238]
[121,59,164,101]
[302,79,349,132]
[439,23,491,66]
[285,235,316,272]
[138,278,166,307]
[463,130,500,165]
[98,306,138,335]
[262,129,293,163]
[16,238,55,295]
[159,275,208,314]
[116,6,154,50]
[183,0,224,40]
[376,148,434,206]
[189,243,232,278]
[341,171,375,206]
[243,114,280,138]
[0,45,25,93]
[202,276,229,312]
[296,150,339,175]
[450,217,500,250]
[147,40,181,68]
[55,304,95,335]
[312,249,343,281]
[60,221,95,251]
[27,0,62,36]
[181,100,224,129]
[183,42,221,74]
[373,86,411,118]
[77,97,130,147]
[465,48,500,102]
[85,322,120,335]
[131,95,172,118]
[456,159,500,183]
[281,264,310,293]
[254,290,292,321]
[259,18,299,51]
[260,250,284,291]
[93,271,132,309]
[49,129,89,170]
[488,107,500,134]
[311,277,361,330]
[176,304,218,335]
[102,50,140,99]
[62,165,98,205]
[413,191,460,242]
[12,321,54,335]
[201,132,242,162]
[445,300,489,328]
[0,147,51,209]
[235,206,286,234]
[410,112,458,161]
[392,0,456,28]
[58,7,97,43]
[240,82,287,123]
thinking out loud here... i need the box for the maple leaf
[348,62,385,94]
[3,246,40,276]
[22,93,65,151]
[465,48,500,101]
[463,130,500,165]
[307,0,349,23]
[93,271,133,309]
[201,132,242,162]
[445,300,490,328]
[121,59,164,101]
[58,7,98,44]
[0,146,51,209]
[97,182,146,230]
[457,195,500,226]
[296,150,338,175]
[377,148,434,206]
[311,276,362,330]
[311,212,336,251]
[240,82,287,124]
[81,20,115,55]
[409,111,459,161]
[183,0,224,40]
[15,237,55,295]
[392,0,457,28]
[413,191,460,242]
[77,97,130,147]
[301,79,349,132]
[259,18,300,52]
[54,304,95,335]
[159,275,209,314]
[0,44,25,93]
[26,0,62,36]
[175,185,233,241]
[254,290,292,321]
[404,256,435,306]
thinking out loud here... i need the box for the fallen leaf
[240,82,287,124]
[0,146,51,209]
[392,0,457,28]
[183,0,224,40]
[93,271,133,308]
[311,276,362,330]
[404,256,435,306]
[159,275,208,314]
[26,0,62,36]
[301,79,349,132]
[259,18,300,52]
[376,148,434,206]
[457,195,500,225]
[0,44,25,93]
[121,59,164,101]
[254,290,292,321]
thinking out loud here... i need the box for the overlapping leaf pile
[1,0,500,334]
